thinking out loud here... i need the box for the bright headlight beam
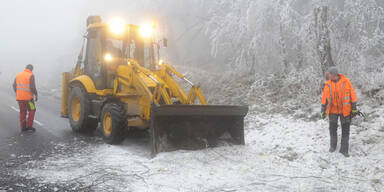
[139,23,154,38]
[104,53,112,61]
[109,18,126,35]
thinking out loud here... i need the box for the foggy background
[0,0,383,102]
[0,0,215,89]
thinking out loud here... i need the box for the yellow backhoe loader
[61,16,248,155]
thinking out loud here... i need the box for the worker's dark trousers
[329,114,351,153]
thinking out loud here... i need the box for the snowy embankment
[13,67,384,191]
[15,100,384,191]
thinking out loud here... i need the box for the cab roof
[87,23,139,30]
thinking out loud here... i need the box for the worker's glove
[320,112,326,119]
[320,104,326,119]
[351,109,358,118]
[351,102,357,118]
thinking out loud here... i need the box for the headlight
[158,59,164,65]
[109,18,126,35]
[104,53,113,61]
[139,23,154,38]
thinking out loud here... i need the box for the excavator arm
[159,63,207,105]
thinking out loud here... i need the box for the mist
[1,0,384,191]
[1,0,384,105]
[0,0,216,89]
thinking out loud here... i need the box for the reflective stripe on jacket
[321,74,357,117]
[15,69,34,101]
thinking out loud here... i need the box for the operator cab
[83,16,157,90]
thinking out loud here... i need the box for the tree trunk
[279,23,289,74]
[314,6,335,76]
[296,39,304,70]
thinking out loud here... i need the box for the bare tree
[279,22,289,74]
[314,6,335,76]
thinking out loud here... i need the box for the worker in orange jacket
[13,64,38,132]
[321,67,357,157]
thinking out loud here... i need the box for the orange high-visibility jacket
[15,69,34,101]
[321,74,357,117]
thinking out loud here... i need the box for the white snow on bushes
[16,104,384,191]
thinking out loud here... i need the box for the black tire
[100,103,127,144]
[68,86,98,133]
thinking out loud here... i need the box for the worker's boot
[21,120,27,132]
[341,152,350,158]
[329,122,338,153]
[340,123,350,157]
[26,127,36,132]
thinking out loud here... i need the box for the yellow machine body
[62,16,248,155]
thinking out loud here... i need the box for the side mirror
[82,31,89,39]
[163,38,168,47]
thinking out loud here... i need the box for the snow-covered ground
[14,102,384,191]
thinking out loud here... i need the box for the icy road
[0,84,383,192]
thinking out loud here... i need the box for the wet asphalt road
[0,84,92,191]
[0,85,70,160]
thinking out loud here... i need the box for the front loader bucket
[150,105,248,156]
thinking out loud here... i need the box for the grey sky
[0,0,157,84]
